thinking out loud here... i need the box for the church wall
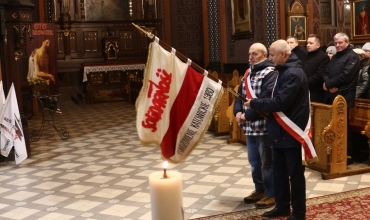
[288,0,352,46]
[0,0,362,112]
[49,0,163,101]
[168,0,204,66]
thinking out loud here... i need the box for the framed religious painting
[83,0,130,21]
[231,0,253,40]
[288,16,307,42]
[351,0,370,40]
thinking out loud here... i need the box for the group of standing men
[234,32,367,220]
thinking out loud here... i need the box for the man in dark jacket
[234,43,277,209]
[287,35,307,62]
[245,40,310,220]
[302,34,330,103]
[323,32,360,164]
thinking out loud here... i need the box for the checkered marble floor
[0,101,370,220]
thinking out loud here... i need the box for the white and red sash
[244,68,254,99]
[245,68,317,162]
[270,76,318,163]
[272,112,317,162]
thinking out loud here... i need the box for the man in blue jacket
[234,43,277,209]
[245,39,310,220]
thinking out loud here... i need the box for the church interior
[1,0,370,219]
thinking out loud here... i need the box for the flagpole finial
[131,23,155,39]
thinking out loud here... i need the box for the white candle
[149,163,183,220]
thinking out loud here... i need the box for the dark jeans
[273,147,306,217]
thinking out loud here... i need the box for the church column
[3,0,35,110]
[265,0,278,47]
[58,0,71,60]
[206,0,221,72]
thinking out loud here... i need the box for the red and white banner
[0,83,27,164]
[136,39,223,163]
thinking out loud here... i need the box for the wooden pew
[308,96,370,179]
[349,98,370,165]
[129,77,143,104]
[207,71,218,133]
[350,98,370,132]
[225,93,370,179]
[209,70,240,136]
[226,76,246,145]
[308,96,347,178]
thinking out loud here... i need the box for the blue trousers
[246,135,274,197]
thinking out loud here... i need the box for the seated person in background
[326,46,336,59]
[362,42,370,58]
[353,48,370,99]
[286,35,307,62]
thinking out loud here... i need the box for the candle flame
[163,161,168,169]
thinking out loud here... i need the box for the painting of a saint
[28,39,56,85]
[289,17,306,41]
[27,23,58,94]
[356,3,369,35]
[232,0,252,34]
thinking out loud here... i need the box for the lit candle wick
[163,168,168,178]
[162,161,169,178]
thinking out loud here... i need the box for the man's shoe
[286,215,305,220]
[262,207,290,218]
[243,190,265,203]
[255,196,275,209]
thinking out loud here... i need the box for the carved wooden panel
[80,0,85,20]
[57,32,64,53]
[119,31,133,50]
[102,31,116,38]
[89,72,104,85]
[108,71,122,84]
[312,105,332,158]
[309,95,347,174]
[290,0,305,13]
[320,0,334,25]
[70,31,77,53]
[83,31,98,52]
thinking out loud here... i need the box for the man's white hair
[334,32,349,42]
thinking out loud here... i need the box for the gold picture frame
[288,16,307,42]
[351,0,370,40]
[231,0,253,40]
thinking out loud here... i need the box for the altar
[82,63,145,102]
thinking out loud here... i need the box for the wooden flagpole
[132,22,267,118]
